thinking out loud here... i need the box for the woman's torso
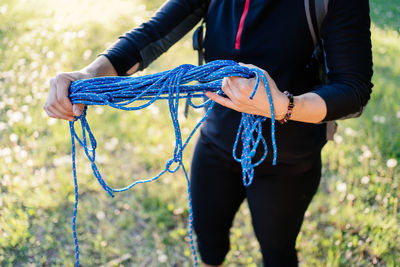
[201,0,327,164]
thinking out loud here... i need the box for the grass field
[0,0,399,266]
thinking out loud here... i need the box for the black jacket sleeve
[311,0,373,122]
[101,0,208,76]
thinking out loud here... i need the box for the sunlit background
[0,0,399,266]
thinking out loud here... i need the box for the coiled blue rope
[68,60,277,266]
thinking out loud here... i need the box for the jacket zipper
[235,0,250,50]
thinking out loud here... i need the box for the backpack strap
[315,0,329,34]
[192,21,205,66]
[305,0,338,141]
[305,0,329,47]
[304,0,317,46]
[185,20,205,117]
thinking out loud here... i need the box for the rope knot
[104,92,114,103]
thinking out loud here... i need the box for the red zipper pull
[235,0,250,50]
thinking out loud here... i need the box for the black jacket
[102,0,373,163]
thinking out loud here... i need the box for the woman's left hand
[205,63,289,119]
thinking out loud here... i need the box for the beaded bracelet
[278,91,294,124]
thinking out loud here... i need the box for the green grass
[0,0,399,266]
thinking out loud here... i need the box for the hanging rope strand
[68,60,277,267]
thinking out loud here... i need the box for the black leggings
[190,134,322,266]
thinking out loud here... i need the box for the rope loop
[166,158,181,173]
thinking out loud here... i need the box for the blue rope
[68,60,277,266]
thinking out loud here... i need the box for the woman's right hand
[43,71,91,121]
[43,55,135,121]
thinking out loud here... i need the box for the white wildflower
[30,61,39,70]
[19,150,27,158]
[330,207,337,215]
[96,154,107,164]
[334,134,343,144]
[4,156,12,164]
[13,146,21,153]
[9,133,18,142]
[17,58,26,66]
[337,182,347,193]
[8,111,23,123]
[21,105,29,112]
[24,95,33,103]
[157,144,165,152]
[361,176,370,184]
[158,254,167,263]
[96,211,105,220]
[6,97,15,105]
[0,5,8,15]
[41,110,48,118]
[372,115,385,123]
[104,137,119,151]
[0,122,7,131]
[53,155,70,166]
[173,207,184,215]
[344,127,357,137]
[0,147,11,156]
[347,194,355,201]
[77,30,86,38]
[47,118,57,126]
[148,105,159,116]
[25,116,32,124]
[362,149,372,159]
[94,107,104,115]
[386,158,397,169]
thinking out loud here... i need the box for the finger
[229,75,253,89]
[73,104,85,116]
[49,78,73,117]
[221,77,234,99]
[238,62,266,82]
[47,105,74,121]
[54,79,73,116]
[238,62,255,68]
[48,105,74,121]
[51,92,73,119]
[227,76,245,88]
[226,76,252,99]
[238,63,276,96]
[55,75,73,114]
[239,66,272,93]
[205,91,239,112]
[44,109,58,119]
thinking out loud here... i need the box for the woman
[44,0,373,266]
